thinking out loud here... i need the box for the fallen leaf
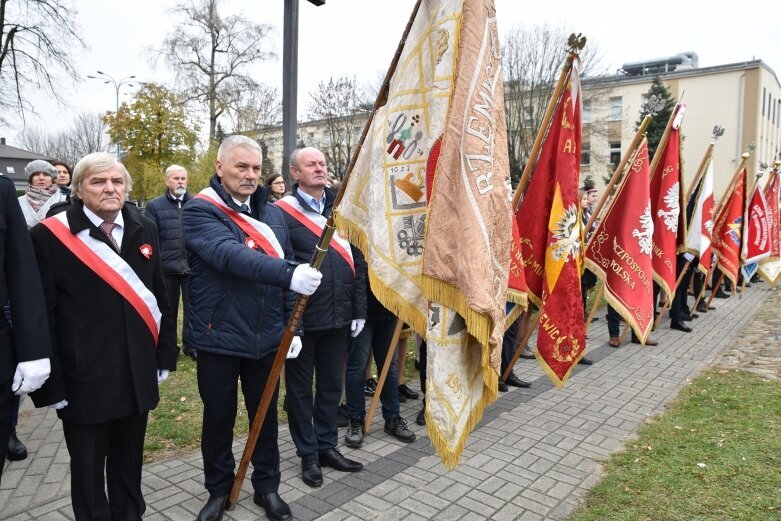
[697,463,707,468]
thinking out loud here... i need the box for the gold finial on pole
[567,33,586,53]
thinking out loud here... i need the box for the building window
[582,101,591,123]
[581,142,591,166]
[609,141,621,167]
[609,97,622,121]
[762,88,766,116]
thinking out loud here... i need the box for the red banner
[534,61,586,386]
[712,169,746,284]
[508,216,529,307]
[649,108,685,300]
[763,171,779,258]
[585,139,655,343]
[743,184,771,264]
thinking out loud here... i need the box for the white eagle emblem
[704,219,714,235]
[657,182,680,233]
[549,203,581,261]
[633,203,654,256]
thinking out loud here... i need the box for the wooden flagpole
[510,53,575,210]
[652,260,691,329]
[227,0,423,508]
[583,115,653,239]
[738,170,765,296]
[501,311,541,382]
[647,103,682,183]
[363,319,404,433]
[690,258,718,315]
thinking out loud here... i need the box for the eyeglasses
[271,180,285,185]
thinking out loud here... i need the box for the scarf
[25,184,58,213]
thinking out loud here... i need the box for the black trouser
[0,375,12,485]
[418,341,427,398]
[62,412,149,521]
[197,350,280,496]
[501,317,520,376]
[581,269,598,320]
[164,274,192,356]
[285,327,349,459]
[671,255,693,323]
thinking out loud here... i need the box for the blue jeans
[344,318,400,422]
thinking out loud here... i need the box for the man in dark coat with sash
[184,135,322,521]
[29,152,178,521]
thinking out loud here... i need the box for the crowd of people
[1,139,739,521]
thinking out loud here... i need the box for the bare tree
[229,84,282,135]
[306,76,370,179]
[18,111,109,164]
[0,0,86,124]
[156,0,276,142]
[502,24,611,185]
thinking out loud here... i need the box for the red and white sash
[42,213,162,344]
[194,187,284,258]
[276,195,354,273]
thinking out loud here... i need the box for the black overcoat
[29,200,178,423]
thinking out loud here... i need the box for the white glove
[290,264,322,296]
[683,253,695,262]
[287,336,303,359]
[12,358,51,395]
[351,319,366,338]
[157,369,170,385]
[50,400,68,410]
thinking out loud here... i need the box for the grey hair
[217,135,262,162]
[71,152,133,199]
[165,164,187,177]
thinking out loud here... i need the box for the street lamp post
[87,71,137,157]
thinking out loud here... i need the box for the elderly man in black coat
[144,164,195,360]
[0,175,52,484]
[29,152,178,521]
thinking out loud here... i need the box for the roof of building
[0,141,50,161]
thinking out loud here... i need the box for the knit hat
[25,160,57,184]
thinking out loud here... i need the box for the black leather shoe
[714,289,730,299]
[197,494,227,521]
[498,380,508,392]
[301,457,323,487]
[578,357,593,365]
[253,492,292,521]
[682,313,698,321]
[319,447,362,472]
[398,384,420,400]
[696,302,708,313]
[506,373,531,388]
[7,429,27,461]
[671,321,692,333]
[416,405,426,426]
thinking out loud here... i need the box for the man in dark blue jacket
[183,135,322,521]
[144,165,195,360]
[276,147,367,489]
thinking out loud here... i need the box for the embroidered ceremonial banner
[685,154,715,274]
[336,0,510,468]
[649,105,686,301]
[758,170,780,285]
[505,216,529,327]
[275,196,355,273]
[585,140,655,343]
[195,187,284,258]
[42,213,162,343]
[529,58,586,387]
[743,183,771,264]
[712,169,746,284]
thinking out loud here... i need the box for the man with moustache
[29,152,178,520]
[277,147,367,487]
[145,165,196,360]
[183,135,322,521]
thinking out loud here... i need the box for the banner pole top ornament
[567,33,586,54]
[710,125,725,144]
[742,141,756,160]
[645,95,665,117]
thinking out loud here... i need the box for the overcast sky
[3,0,780,142]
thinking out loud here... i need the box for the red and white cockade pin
[139,243,153,259]
[245,237,256,249]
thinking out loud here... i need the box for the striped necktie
[99,221,120,251]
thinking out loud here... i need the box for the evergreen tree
[636,77,676,158]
